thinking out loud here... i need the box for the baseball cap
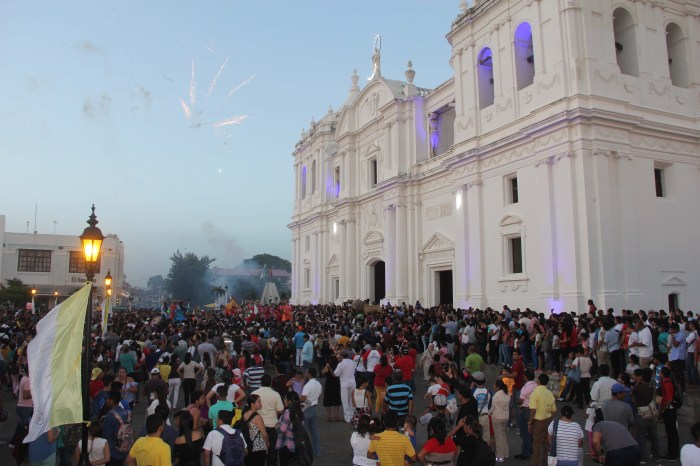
[611,383,630,394]
[150,367,160,374]
[471,371,486,382]
[90,368,103,381]
[433,394,448,406]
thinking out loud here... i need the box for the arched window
[301,165,307,199]
[666,23,689,88]
[613,8,639,77]
[514,22,535,90]
[477,47,495,109]
[311,160,317,193]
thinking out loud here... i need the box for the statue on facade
[368,35,382,80]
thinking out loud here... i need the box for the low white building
[0,214,126,310]
[289,0,700,312]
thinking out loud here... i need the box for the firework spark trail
[215,73,256,110]
[211,115,248,128]
[207,56,229,99]
[179,97,191,119]
[189,58,197,107]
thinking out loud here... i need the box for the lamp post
[31,288,36,314]
[79,205,104,466]
[225,285,229,303]
[53,291,59,308]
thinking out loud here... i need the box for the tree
[0,278,31,308]
[147,275,166,290]
[166,250,215,306]
[243,254,291,272]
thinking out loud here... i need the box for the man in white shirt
[334,351,357,423]
[203,410,246,466]
[590,364,616,407]
[251,374,284,464]
[681,421,700,466]
[630,319,654,368]
[301,368,323,457]
[364,343,382,394]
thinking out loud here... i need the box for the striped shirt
[548,419,583,461]
[244,365,265,390]
[384,383,413,416]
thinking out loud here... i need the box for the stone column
[454,187,469,308]
[465,182,485,308]
[339,221,347,300]
[313,231,319,303]
[345,219,357,300]
[384,206,396,302]
[395,204,408,302]
[291,238,299,305]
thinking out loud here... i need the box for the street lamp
[53,291,58,308]
[78,205,104,466]
[105,269,112,288]
[31,288,36,314]
[225,285,229,302]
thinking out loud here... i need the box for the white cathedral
[289,0,700,312]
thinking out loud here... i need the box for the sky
[0,1,462,287]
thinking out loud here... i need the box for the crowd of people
[0,299,699,466]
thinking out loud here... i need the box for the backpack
[62,423,82,448]
[289,418,314,466]
[471,438,496,466]
[232,411,259,449]
[216,427,246,466]
[671,380,683,409]
[112,411,134,454]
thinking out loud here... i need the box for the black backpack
[233,412,260,450]
[216,427,245,466]
[471,439,496,466]
[288,413,314,466]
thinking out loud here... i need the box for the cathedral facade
[289,0,700,312]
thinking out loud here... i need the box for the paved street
[0,368,696,465]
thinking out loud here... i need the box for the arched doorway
[668,293,679,312]
[369,261,385,304]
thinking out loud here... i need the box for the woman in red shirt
[659,366,680,460]
[373,355,393,413]
[418,417,457,465]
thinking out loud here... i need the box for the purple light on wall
[548,299,564,314]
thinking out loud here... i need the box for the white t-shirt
[301,378,322,408]
[203,425,247,466]
[366,350,382,372]
[573,356,593,378]
[76,437,107,463]
[681,443,700,466]
[351,432,377,466]
[637,327,654,358]
[628,332,640,358]
[209,383,243,403]
[548,420,583,461]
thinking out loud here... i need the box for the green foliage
[166,250,215,306]
[243,254,291,272]
[147,274,166,290]
[0,278,31,308]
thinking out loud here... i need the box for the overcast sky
[0,1,460,286]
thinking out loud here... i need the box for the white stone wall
[289,0,700,311]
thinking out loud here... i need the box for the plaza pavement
[0,365,697,465]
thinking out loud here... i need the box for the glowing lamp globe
[79,205,105,268]
[105,269,112,287]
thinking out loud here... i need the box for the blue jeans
[499,344,512,367]
[531,346,538,370]
[303,405,321,456]
[686,353,699,385]
[516,406,532,457]
[520,341,532,366]
[556,460,578,466]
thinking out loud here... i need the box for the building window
[477,47,495,109]
[301,165,307,199]
[304,268,310,289]
[613,8,639,77]
[666,23,689,88]
[508,236,523,274]
[514,22,535,90]
[334,166,341,197]
[69,251,102,274]
[17,249,52,272]
[654,167,665,198]
[311,160,317,194]
[369,158,378,188]
[505,174,519,204]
